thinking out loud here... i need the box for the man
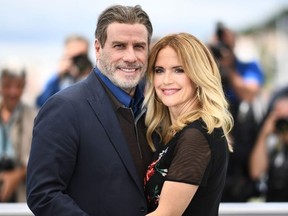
[26,5,153,216]
[36,35,91,108]
[0,65,37,202]
[250,89,288,201]
[210,23,265,202]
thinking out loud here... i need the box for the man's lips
[118,66,141,73]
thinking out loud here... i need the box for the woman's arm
[147,181,198,216]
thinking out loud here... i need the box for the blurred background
[0,0,288,106]
[1,0,288,209]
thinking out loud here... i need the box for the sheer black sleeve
[166,127,211,186]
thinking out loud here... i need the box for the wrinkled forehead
[65,40,88,57]
[106,23,148,44]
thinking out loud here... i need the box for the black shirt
[145,119,228,216]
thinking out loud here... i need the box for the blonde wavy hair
[144,33,233,152]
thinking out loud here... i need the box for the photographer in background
[250,87,288,201]
[61,53,93,87]
[0,65,37,202]
[36,35,93,108]
[209,22,265,202]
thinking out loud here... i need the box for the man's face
[95,23,149,95]
[65,40,88,58]
[0,75,25,111]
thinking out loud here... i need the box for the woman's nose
[163,72,173,84]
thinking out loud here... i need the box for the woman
[144,33,233,216]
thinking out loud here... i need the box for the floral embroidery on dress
[145,147,169,206]
[151,185,160,205]
[145,147,169,182]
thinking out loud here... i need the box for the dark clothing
[264,86,288,202]
[27,70,152,216]
[222,104,261,202]
[266,143,288,202]
[98,74,151,183]
[222,58,264,202]
[36,74,63,108]
[145,120,228,216]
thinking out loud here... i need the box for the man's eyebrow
[134,42,147,46]
[134,40,146,44]
[111,41,147,46]
[111,41,126,45]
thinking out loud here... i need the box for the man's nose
[123,47,137,62]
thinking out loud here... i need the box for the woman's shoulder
[183,119,224,139]
[184,119,206,132]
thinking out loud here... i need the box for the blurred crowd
[1,22,288,203]
[208,23,288,203]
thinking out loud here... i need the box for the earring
[196,87,200,99]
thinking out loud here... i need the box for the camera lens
[275,118,288,133]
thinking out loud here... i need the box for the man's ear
[95,39,101,58]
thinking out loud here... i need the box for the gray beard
[98,60,145,91]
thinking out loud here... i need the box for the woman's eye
[154,68,164,74]
[175,68,184,73]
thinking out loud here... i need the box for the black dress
[144,119,229,216]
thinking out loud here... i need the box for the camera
[71,54,92,75]
[0,157,15,172]
[209,42,230,61]
[275,118,288,133]
[209,42,231,89]
[61,54,93,87]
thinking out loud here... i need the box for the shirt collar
[94,67,144,115]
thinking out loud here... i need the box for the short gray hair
[95,5,153,47]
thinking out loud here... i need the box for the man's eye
[114,44,125,48]
[135,45,145,49]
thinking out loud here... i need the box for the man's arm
[27,96,88,216]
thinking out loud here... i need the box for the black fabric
[117,107,151,184]
[222,104,261,202]
[145,119,229,216]
[98,75,152,185]
[167,128,211,186]
[266,144,288,202]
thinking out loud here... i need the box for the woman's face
[153,46,197,115]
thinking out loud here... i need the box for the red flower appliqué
[145,160,158,182]
[144,147,169,184]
